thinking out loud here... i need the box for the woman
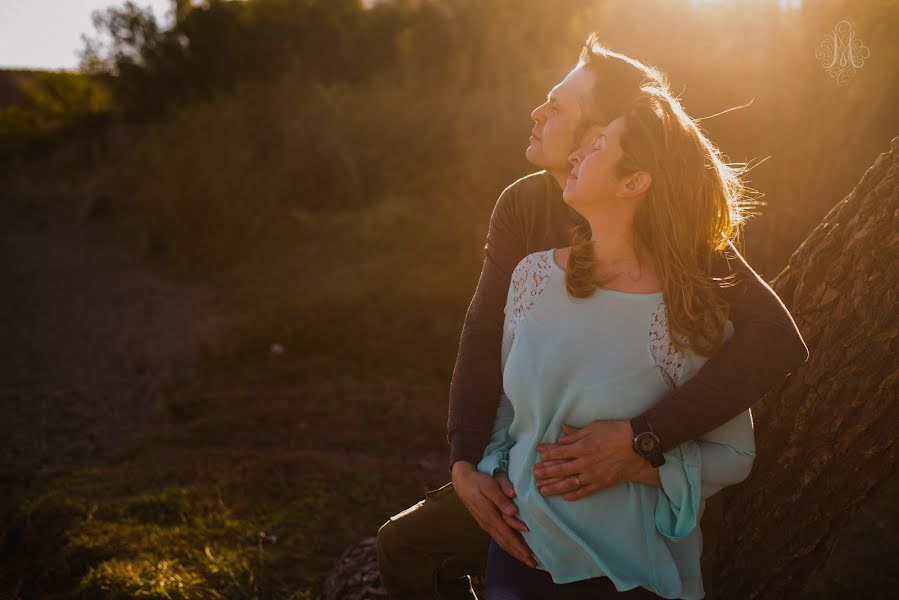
[477,52,759,599]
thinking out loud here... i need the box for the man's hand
[451,461,537,568]
[532,420,660,501]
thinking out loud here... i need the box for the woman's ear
[617,171,652,198]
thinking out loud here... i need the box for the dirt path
[0,219,228,503]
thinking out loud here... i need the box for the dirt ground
[0,218,228,506]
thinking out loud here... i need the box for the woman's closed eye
[580,134,604,157]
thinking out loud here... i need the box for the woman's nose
[530,102,547,123]
[568,149,582,166]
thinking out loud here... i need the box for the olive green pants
[376,481,490,599]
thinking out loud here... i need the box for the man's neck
[547,168,569,190]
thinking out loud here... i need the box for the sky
[0,0,806,71]
[0,0,173,70]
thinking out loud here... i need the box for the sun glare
[688,0,802,8]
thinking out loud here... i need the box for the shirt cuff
[654,441,703,540]
[476,451,509,477]
[448,429,491,473]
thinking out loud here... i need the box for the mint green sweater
[477,249,756,599]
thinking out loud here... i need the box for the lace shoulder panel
[507,250,553,339]
[649,300,689,388]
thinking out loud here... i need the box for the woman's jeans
[486,539,663,600]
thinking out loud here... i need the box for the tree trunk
[701,135,899,598]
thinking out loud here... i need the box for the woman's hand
[451,461,537,567]
[532,421,660,501]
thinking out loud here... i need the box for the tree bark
[701,135,899,598]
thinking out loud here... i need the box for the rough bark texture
[701,135,899,598]
[319,137,899,599]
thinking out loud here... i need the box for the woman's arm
[477,254,527,477]
[641,241,808,453]
[652,408,756,539]
[477,393,516,477]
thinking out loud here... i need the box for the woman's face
[562,116,630,210]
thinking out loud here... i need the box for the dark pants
[376,481,490,599]
[486,539,664,600]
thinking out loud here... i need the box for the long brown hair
[568,34,753,357]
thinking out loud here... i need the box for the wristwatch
[630,415,666,468]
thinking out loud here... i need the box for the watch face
[636,432,659,454]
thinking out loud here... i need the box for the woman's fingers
[484,508,535,566]
[475,506,533,566]
[481,477,518,517]
[492,526,537,568]
[454,470,535,567]
[494,472,517,498]
[474,480,536,567]
[501,511,530,532]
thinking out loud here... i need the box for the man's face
[562,116,631,209]
[526,65,597,172]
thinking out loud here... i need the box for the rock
[317,535,486,600]
[317,537,389,600]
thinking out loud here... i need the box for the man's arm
[445,180,538,568]
[446,181,527,471]
[533,240,808,499]
[642,240,810,452]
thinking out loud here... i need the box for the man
[377,35,808,600]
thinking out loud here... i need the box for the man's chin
[525,145,547,169]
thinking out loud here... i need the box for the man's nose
[531,103,547,123]
[568,150,582,166]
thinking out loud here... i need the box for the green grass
[2,373,454,598]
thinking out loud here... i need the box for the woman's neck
[582,206,644,267]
